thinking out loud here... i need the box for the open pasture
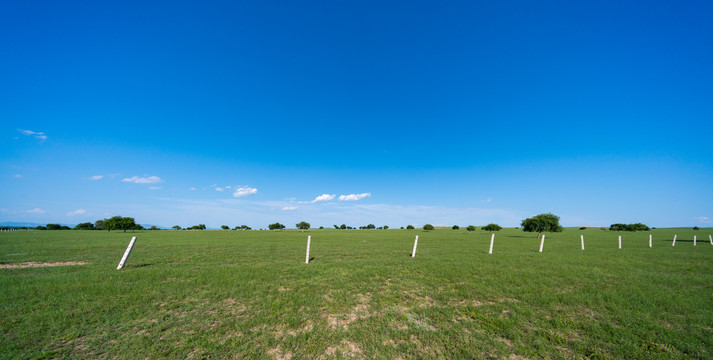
[1,228,712,359]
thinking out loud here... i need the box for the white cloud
[481,198,492,203]
[66,209,87,216]
[89,175,104,180]
[122,176,162,184]
[215,187,225,192]
[189,187,197,191]
[18,129,47,142]
[26,208,46,214]
[13,174,23,179]
[282,206,298,211]
[694,216,712,224]
[233,187,258,198]
[338,193,371,201]
[312,194,336,203]
[150,186,162,190]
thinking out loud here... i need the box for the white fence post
[539,234,545,253]
[305,236,311,264]
[672,234,677,246]
[649,234,652,248]
[710,235,712,245]
[117,237,137,270]
[694,235,697,246]
[618,235,622,249]
[411,235,419,257]
[489,233,495,254]
[581,235,585,250]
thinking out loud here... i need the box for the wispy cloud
[66,209,86,216]
[282,206,298,211]
[694,216,712,224]
[13,174,23,179]
[338,193,371,201]
[481,198,492,203]
[150,186,162,190]
[122,176,162,184]
[17,129,47,142]
[215,187,225,192]
[312,194,336,203]
[233,187,258,198]
[89,175,104,180]
[26,208,46,214]
[189,187,197,191]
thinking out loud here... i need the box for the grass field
[1,228,712,359]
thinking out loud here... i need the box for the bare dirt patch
[0,261,89,269]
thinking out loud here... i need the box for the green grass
[1,228,712,359]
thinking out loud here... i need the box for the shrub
[466,225,476,232]
[406,225,414,230]
[579,227,587,230]
[481,223,502,232]
[423,224,435,231]
[693,226,700,230]
[452,225,460,230]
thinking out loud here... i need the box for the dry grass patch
[0,261,88,269]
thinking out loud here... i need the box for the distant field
[1,228,712,359]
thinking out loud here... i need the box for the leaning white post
[117,236,137,270]
[672,234,677,246]
[694,235,697,246]
[581,235,585,250]
[710,235,712,245]
[539,234,545,253]
[618,235,622,249]
[489,233,495,254]
[305,236,311,264]
[411,235,419,257]
[649,234,652,248]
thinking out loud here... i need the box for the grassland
[1,227,712,359]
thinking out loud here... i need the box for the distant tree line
[609,223,650,232]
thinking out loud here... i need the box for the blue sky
[2,0,712,229]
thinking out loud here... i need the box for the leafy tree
[693,226,700,230]
[269,222,286,230]
[466,225,477,232]
[296,221,311,230]
[609,223,627,231]
[423,224,435,231]
[149,226,159,230]
[365,224,376,230]
[333,225,340,229]
[452,225,460,230]
[47,224,67,230]
[383,225,389,230]
[74,222,95,230]
[481,223,502,233]
[36,225,47,230]
[400,227,404,229]
[94,219,105,230]
[187,224,207,230]
[102,216,139,232]
[319,226,324,229]
[521,213,563,238]
[172,225,181,230]
[221,225,230,230]
[609,223,650,233]
[579,227,587,230]
[406,225,414,230]
[340,224,347,230]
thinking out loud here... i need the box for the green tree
[46,224,65,230]
[296,221,311,230]
[94,219,105,230]
[521,213,563,238]
[103,216,138,232]
[221,225,230,230]
[423,224,435,231]
[481,223,502,233]
[172,225,181,230]
[466,225,476,232]
[74,222,95,230]
[452,225,460,230]
[150,226,159,230]
[406,225,414,230]
[383,225,389,230]
[333,225,340,229]
[269,222,286,230]
[693,226,700,230]
[340,224,347,230]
